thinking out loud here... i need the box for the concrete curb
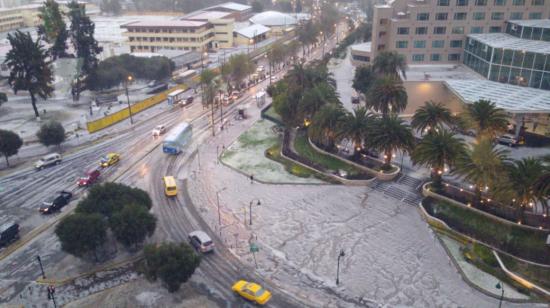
[493,251,550,299]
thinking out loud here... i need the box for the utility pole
[216,188,227,236]
[249,199,261,225]
[336,249,345,285]
[36,255,46,279]
[125,75,134,125]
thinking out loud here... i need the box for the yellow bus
[163,176,177,197]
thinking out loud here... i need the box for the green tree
[38,0,68,59]
[367,115,414,169]
[366,76,407,117]
[372,51,407,79]
[226,54,255,89]
[534,168,550,216]
[36,120,65,148]
[297,20,318,56]
[298,82,339,121]
[308,103,346,149]
[4,31,54,119]
[199,68,220,108]
[251,0,264,12]
[411,130,466,191]
[497,158,546,214]
[0,129,23,167]
[411,101,454,135]
[68,0,103,76]
[110,203,156,250]
[352,65,376,96]
[295,0,302,12]
[267,41,286,70]
[143,242,201,292]
[462,99,508,139]
[454,137,509,202]
[336,107,373,156]
[319,2,339,37]
[55,213,107,261]
[76,182,152,217]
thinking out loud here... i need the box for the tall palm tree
[372,51,408,79]
[5,30,54,119]
[411,101,454,135]
[367,115,415,169]
[336,107,373,156]
[411,130,466,191]
[308,103,346,149]
[286,63,307,91]
[462,99,508,139]
[500,158,546,217]
[298,82,339,120]
[366,76,407,117]
[454,137,509,202]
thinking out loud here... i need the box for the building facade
[0,4,40,32]
[350,42,372,65]
[371,0,550,64]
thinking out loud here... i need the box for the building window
[509,12,523,19]
[379,18,389,25]
[435,13,448,20]
[448,54,461,61]
[473,12,485,20]
[491,12,504,20]
[434,27,446,34]
[450,40,463,48]
[471,26,483,33]
[512,0,524,4]
[532,0,544,4]
[454,12,467,20]
[417,13,430,20]
[475,0,487,5]
[456,0,469,4]
[416,27,428,35]
[489,26,501,33]
[414,40,426,48]
[397,27,409,35]
[452,26,465,34]
[432,40,445,48]
[437,0,450,4]
[431,54,441,61]
[529,12,542,19]
[494,0,506,4]
[412,54,425,62]
[396,41,408,48]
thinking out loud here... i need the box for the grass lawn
[423,197,550,265]
[294,133,364,176]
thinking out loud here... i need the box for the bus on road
[167,89,186,106]
[172,69,197,84]
[163,122,193,155]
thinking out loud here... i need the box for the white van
[35,153,62,170]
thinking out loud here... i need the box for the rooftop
[250,11,297,26]
[121,20,208,28]
[235,24,270,38]
[209,2,251,12]
[350,42,371,53]
[183,10,233,20]
[445,79,550,113]
[468,33,550,54]
[508,19,550,29]
[405,64,482,82]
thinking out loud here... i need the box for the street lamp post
[336,249,345,285]
[125,75,134,125]
[249,199,261,225]
[216,187,227,235]
[36,255,46,279]
[496,282,504,308]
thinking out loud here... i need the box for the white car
[152,125,166,137]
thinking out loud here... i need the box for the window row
[397,26,501,35]
[396,40,463,48]
[417,10,543,21]
[411,54,461,62]
[437,0,543,5]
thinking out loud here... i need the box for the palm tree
[411,101,454,135]
[298,82,339,121]
[308,104,346,149]
[367,115,415,169]
[366,76,407,117]
[4,30,54,119]
[336,107,373,156]
[462,100,508,139]
[372,51,407,79]
[411,130,466,191]
[454,137,509,202]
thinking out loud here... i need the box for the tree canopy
[68,0,102,76]
[55,213,107,260]
[110,203,156,250]
[76,182,152,217]
[36,120,65,148]
[0,130,23,167]
[38,0,68,59]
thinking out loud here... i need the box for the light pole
[248,39,253,55]
[496,282,504,308]
[36,255,46,279]
[125,75,134,125]
[249,199,261,225]
[336,249,345,285]
[216,187,227,235]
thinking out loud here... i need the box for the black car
[39,191,72,214]
[0,221,19,247]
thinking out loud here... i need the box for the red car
[77,168,100,187]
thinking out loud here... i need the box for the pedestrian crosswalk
[371,174,424,206]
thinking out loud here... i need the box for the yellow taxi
[163,176,177,197]
[231,280,272,305]
[100,153,120,167]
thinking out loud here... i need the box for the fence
[86,84,187,133]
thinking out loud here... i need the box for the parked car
[152,125,166,137]
[185,96,194,105]
[35,153,62,170]
[497,134,518,147]
[188,230,215,253]
[39,191,72,214]
[77,168,100,187]
[231,280,272,305]
[100,153,120,167]
[0,221,19,248]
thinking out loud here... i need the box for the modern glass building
[463,20,550,90]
